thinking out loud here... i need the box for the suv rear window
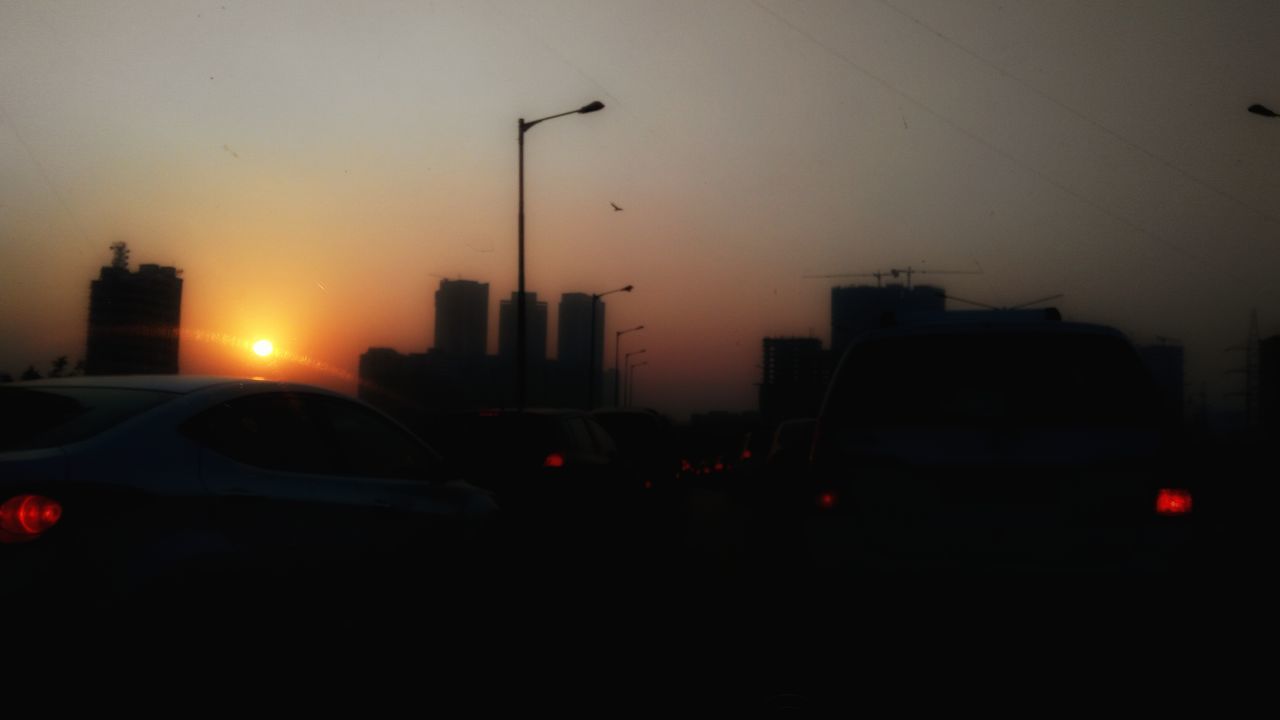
[825,333,1158,428]
[0,386,177,451]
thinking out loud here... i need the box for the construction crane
[109,241,130,270]
[802,270,890,286]
[803,261,982,289]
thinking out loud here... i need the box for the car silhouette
[1,375,497,605]
[804,309,1193,573]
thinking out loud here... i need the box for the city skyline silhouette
[2,1,1277,422]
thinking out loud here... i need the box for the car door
[307,394,483,561]
[187,391,441,578]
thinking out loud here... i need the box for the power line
[747,0,1247,282]
[877,0,1280,228]
[0,101,94,250]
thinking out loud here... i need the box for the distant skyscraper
[557,292,604,374]
[434,279,488,358]
[85,243,182,375]
[830,284,944,360]
[498,291,548,363]
[759,337,827,424]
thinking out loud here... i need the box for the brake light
[818,491,837,510]
[0,494,63,543]
[543,452,566,468]
[1156,488,1192,515]
[741,449,752,460]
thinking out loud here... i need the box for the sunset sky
[2,0,1278,419]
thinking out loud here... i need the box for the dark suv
[805,309,1192,572]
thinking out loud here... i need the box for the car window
[309,394,440,481]
[184,392,338,475]
[561,417,596,456]
[584,418,616,456]
[0,387,177,451]
[826,333,1158,428]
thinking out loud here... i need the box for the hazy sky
[2,0,1277,418]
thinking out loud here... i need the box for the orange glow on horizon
[179,327,355,385]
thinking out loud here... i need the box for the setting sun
[253,339,274,357]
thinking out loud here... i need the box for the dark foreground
[12,466,1268,714]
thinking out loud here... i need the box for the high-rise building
[498,291,548,363]
[557,293,604,373]
[759,337,827,424]
[85,243,182,375]
[830,284,944,360]
[553,293,606,409]
[434,279,488,358]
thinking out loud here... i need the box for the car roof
[467,408,591,418]
[9,375,254,393]
[854,315,1131,344]
[592,408,665,418]
[7,375,346,397]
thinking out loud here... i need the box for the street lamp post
[589,285,633,410]
[623,349,646,408]
[517,100,605,409]
[614,325,644,408]
[628,361,648,408]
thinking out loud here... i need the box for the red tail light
[0,494,63,543]
[818,491,838,510]
[741,449,752,460]
[543,452,566,468]
[1156,488,1192,515]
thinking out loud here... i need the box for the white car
[1,375,497,605]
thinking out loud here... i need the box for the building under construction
[830,284,945,360]
[85,243,183,375]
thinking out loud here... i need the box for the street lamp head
[622,285,634,292]
[578,101,606,114]
[1248,104,1278,118]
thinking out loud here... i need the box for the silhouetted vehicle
[415,408,656,570]
[1,376,497,605]
[418,408,624,511]
[591,408,678,494]
[804,309,1193,572]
